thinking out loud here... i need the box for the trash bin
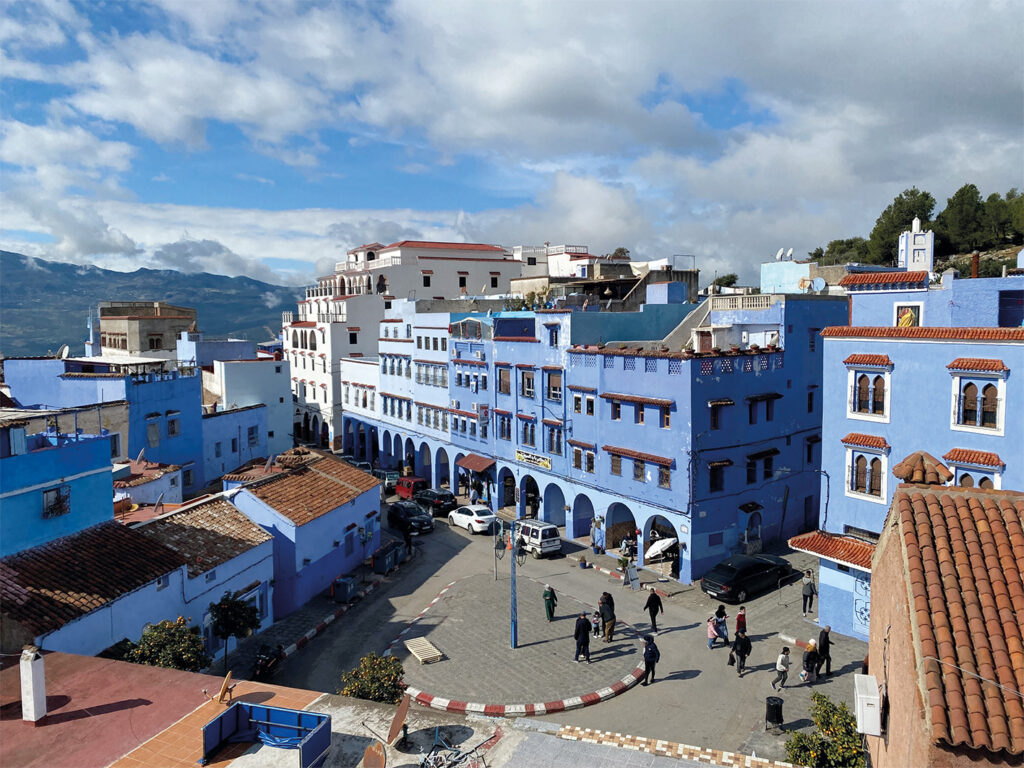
[332,575,358,603]
[765,696,784,729]
[372,542,399,574]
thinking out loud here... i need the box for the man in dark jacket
[732,630,752,676]
[600,600,616,643]
[573,612,591,663]
[816,625,833,676]
[643,591,664,633]
[641,635,660,685]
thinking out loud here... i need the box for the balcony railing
[317,312,347,324]
[334,254,404,273]
[709,295,773,311]
[282,311,294,324]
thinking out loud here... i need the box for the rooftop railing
[709,295,774,311]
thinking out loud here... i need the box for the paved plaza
[391,572,642,708]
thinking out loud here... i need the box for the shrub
[128,617,211,672]
[339,653,405,704]
[209,590,262,672]
[784,692,866,768]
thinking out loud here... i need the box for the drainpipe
[971,251,980,279]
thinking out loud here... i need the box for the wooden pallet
[404,637,444,664]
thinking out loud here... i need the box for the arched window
[959,473,974,488]
[365,275,372,294]
[309,333,317,351]
[292,330,299,348]
[854,455,867,492]
[869,458,882,496]
[301,330,307,349]
[961,382,978,425]
[979,477,994,489]
[856,374,870,413]
[872,375,885,415]
[981,384,998,427]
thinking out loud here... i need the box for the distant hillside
[0,252,303,357]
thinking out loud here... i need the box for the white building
[205,358,292,456]
[897,217,935,272]
[285,240,521,450]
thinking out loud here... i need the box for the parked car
[372,469,400,494]
[352,460,372,472]
[516,519,562,558]
[395,476,429,500]
[387,501,435,534]
[414,488,458,516]
[448,504,498,534]
[700,554,793,602]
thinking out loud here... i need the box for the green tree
[821,237,870,265]
[936,183,985,252]
[209,591,262,673]
[1007,188,1024,242]
[981,192,1012,247]
[868,187,936,265]
[713,273,739,287]
[808,246,825,261]
[128,617,211,672]
[606,247,631,259]
[339,652,405,704]
[785,692,866,768]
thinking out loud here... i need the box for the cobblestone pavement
[394,572,642,704]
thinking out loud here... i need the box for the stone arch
[403,437,416,475]
[376,274,388,294]
[309,333,317,351]
[435,446,450,490]
[570,494,595,539]
[452,452,466,494]
[497,466,516,510]
[344,420,356,455]
[381,430,393,467]
[605,502,637,555]
[642,513,679,573]
[292,330,299,348]
[418,441,431,480]
[542,483,566,527]
[320,421,330,448]
[365,275,372,294]
[301,412,310,442]
[520,474,540,518]
[310,415,320,447]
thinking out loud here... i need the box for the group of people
[570,590,619,664]
[772,626,834,690]
[705,605,753,676]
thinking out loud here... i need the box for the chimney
[20,645,46,725]
[972,251,980,279]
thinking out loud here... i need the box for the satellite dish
[811,277,827,292]
[57,344,70,359]
[135,448,146,464]
[775,248,784,261]
[786,248,793,260]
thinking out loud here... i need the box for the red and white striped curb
[582,561,672,598]
[384,577,645,716]
[279,577,384,658]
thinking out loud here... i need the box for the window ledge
[846,411,890,424]
[950,423,1004,437]
[844,489,887,505]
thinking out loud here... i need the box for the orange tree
[339,652,405,704]
[785,692,866,768]
[128,617,210,672]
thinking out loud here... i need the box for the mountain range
[0,252,303,357]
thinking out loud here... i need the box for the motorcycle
[252,644,285,680]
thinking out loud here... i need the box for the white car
[448,505,497,534]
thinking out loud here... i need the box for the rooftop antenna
[785,248,793,260]
[775,248,784,261]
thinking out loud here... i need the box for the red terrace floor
[0,652,319,768]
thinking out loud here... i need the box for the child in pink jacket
[707,617,719,649]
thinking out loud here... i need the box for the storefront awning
[456,454,496,473]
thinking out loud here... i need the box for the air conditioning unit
[854,674,881,736]
[451,399,460,410]
[475,350,484,360]
[741,331,749,344]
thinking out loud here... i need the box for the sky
[1,0,1021,287]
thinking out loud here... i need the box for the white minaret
[897,217,934,272]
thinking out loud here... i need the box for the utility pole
[509,518,519,649]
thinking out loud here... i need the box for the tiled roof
[822,326,1024,341]
[893,485,1024,754]
[891,451,953,485]
[843,354,893,367]
[137,497,272,578]
[942,448,1005,468]
[837,270,929,286]
[601,444,673,467]
[600,392,674,407]
[0,521,185,636]
[946,357,1009,372]
[788,530,875,571]
[113,459,181,488]
[840,432,890,451]
[248,454,379,526]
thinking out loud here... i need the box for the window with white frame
[42,485,70,518]
[845,447,887,502]
[573,447,582,469]
[951,375,1004,434]
[846,366,891,422]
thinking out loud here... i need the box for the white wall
[214,359,292,455]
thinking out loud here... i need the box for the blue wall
[849,274,1024,328]
[201,406,269,482]
[0,430,113,557]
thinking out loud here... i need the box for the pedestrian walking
[600,600,616,642]
[732,630,752,676]
[543,584,558,622]
[470,485,479,505]
[714,604,729,644]
[573,612,591,663]
[801,640,819,684]
[707,617,719,649]
[641,635,660,685]
[771,646,791,690]
[802,570,818,616]
[816,626,833,676]
[735,605,747,636]
[643,591,664,633]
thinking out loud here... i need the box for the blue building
[3,357,206,494]
[793,270,1024,641]
[344,288,846,583]
[201,404,269,485]
[228,450,381,618]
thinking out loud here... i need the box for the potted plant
[617,555,630,572]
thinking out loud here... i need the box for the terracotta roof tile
[137,497,272,578]
[892,485,1024,754]
[840,432,890,450]
[113,459,181,488]
[843,354,893,366]
[838,270,929,286]
[600,392,674,407]
[822,326,1024,341]
[892,451,954,485]
[601,444,673,467]
[942,449,1005,469]
[788,530,875,571]
[946,358,1009,372]
[0,522,185,636]
[248,454,379,526]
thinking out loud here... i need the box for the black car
[387,501,435,534]
[700,554,793,602]
[413,488,458,516]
